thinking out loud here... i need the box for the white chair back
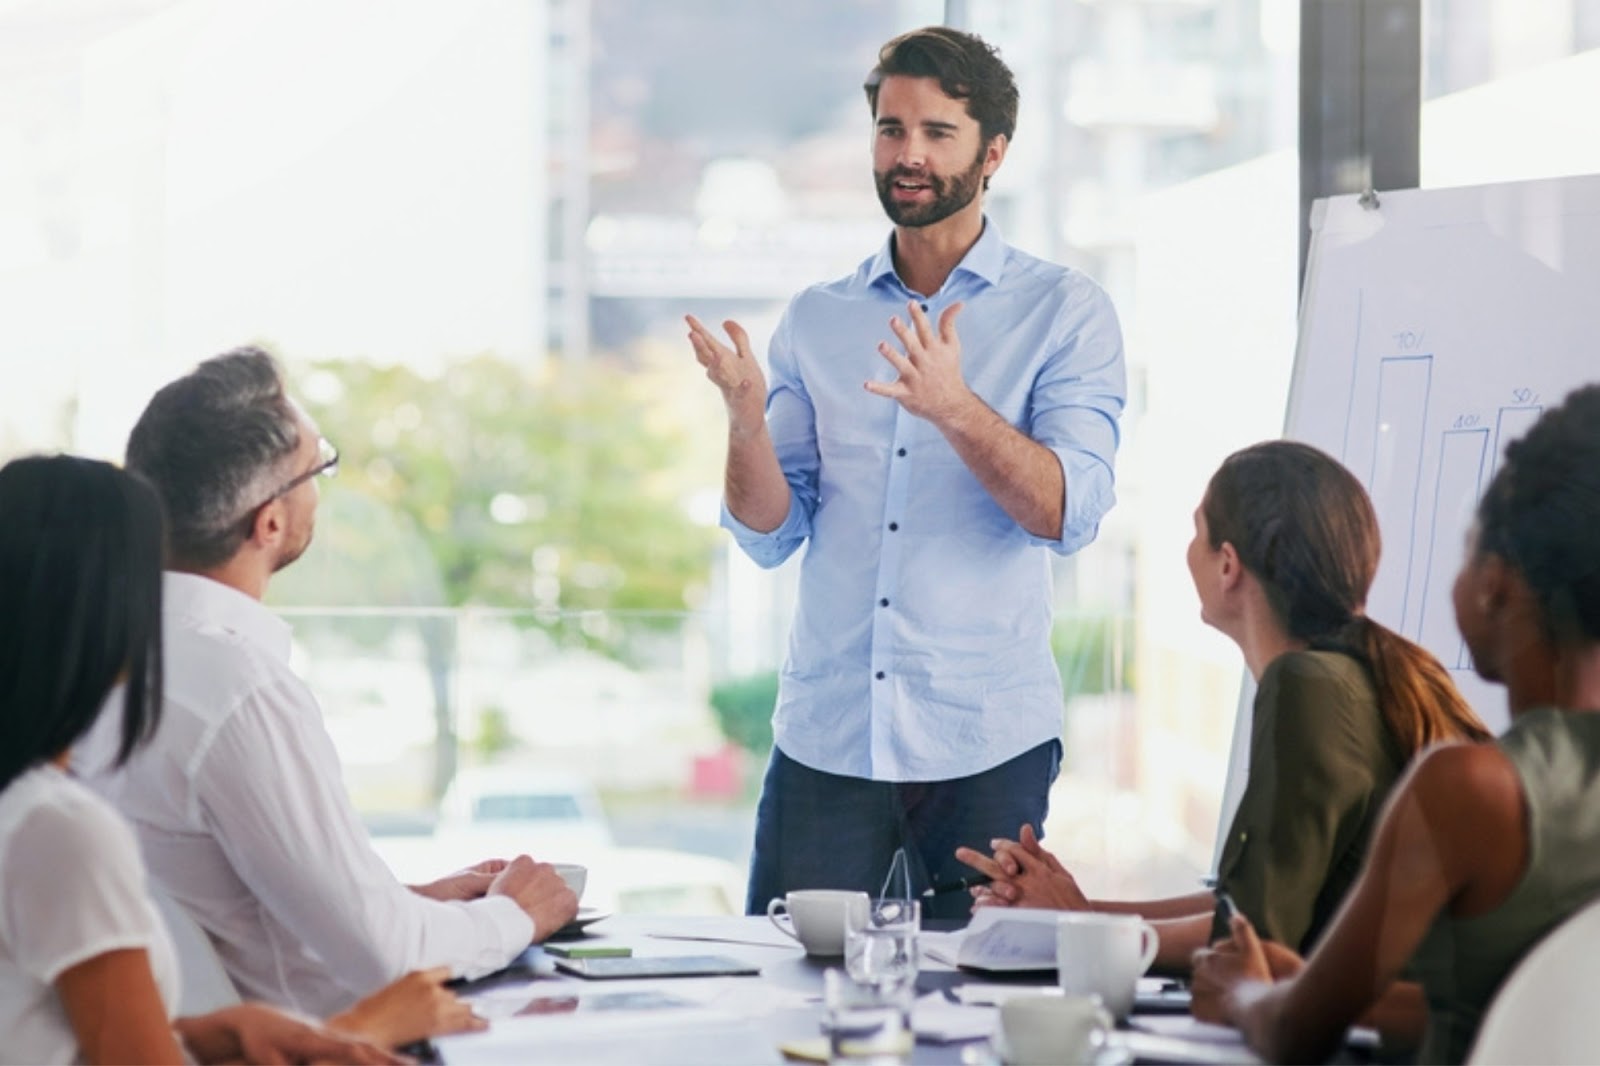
[1468,895,1600,1064]
[150,883,241,1015]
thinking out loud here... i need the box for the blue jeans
[744,740,1062,921]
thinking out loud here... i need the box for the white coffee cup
[998,992,1114,1066]
[767,890,870,957]
[1055,912,1159,1019]
[551,862,587,902]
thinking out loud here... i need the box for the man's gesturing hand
[864,300,977,428]
[687,314,767,436]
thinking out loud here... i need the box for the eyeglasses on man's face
[243,436,339,522]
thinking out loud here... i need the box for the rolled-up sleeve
[1028,282,1126,554]
[720,305,820,568]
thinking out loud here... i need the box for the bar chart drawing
[1491,405,1543,478]
[1282,175,1600,734]
[1338,290,1365,461]
[1366,355,1433,634]
[1416,429,1490,667]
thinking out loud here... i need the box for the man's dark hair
[0,455,165,791]
[863,26,1019,146]
[1475,383,1600,645]
[126,346,302,570]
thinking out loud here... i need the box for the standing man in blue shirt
[687,26,1125,918]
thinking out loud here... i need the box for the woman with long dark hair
[1193,384,1600,1063]
[0,456,469,1064]
[957,440,1489,970]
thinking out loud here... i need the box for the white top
[0,765,181,1065]
[78,572,533,1017]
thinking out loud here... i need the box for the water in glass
[824,967,911,1066]
[845,899,919,994]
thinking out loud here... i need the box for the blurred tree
[271,353,717,796]
[1053,614,1136,697]
[708,672,778,757]
[281,353,713,612]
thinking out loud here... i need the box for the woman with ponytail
[956,440,1489,971]
[1192,384,1600,1064]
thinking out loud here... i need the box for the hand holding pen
[951,824,1094,910]
[921,873,993,898]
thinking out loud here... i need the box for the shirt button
[879,598,889,607]
[896,447,907,457]
[875,671,886,680]
[919,303,929,312]
[888,522,899,532]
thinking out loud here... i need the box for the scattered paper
[921,908,1060,971]
[438,1009,783,1065]
[912,989,999,1043]
[951,983,1060,1007]
[640,916,800,950]
[1122,1016,1265,1065]
[1131,1015,1250,1045]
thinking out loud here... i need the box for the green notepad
[544,944,633,959]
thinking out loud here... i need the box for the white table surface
[434,915,1262,1066]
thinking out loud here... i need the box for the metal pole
[1298,0,1421,290]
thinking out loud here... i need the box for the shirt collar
[164,571,294,664]
[865,216,1007,291]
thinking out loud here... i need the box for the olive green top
[1410,708,1600,1065]
[1215,650,1404,952]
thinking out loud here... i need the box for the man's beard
[874,148,986,228]
[272,518,314,573]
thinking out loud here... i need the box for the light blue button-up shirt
[723,221,1125,782]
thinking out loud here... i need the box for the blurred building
[0,1,566,458]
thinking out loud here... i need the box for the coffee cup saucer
[963,1034,1135,1066]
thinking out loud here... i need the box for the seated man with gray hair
[79,347,578,1016]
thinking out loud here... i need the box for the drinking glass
[845,898,920,995]
[823,967,911,1066]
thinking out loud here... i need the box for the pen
[922,873,993,897]
[1212,886,1241,926]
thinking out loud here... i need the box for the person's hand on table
[331,967,486,1049]
[410,858,509,902]
[1190,913,1274,1024]
[489,855,580,943]
[954,824,1092,910]
[182,1002,403,1064]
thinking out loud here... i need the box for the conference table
[431,914,1278,1065]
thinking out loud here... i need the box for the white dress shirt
[0,765,180,1065]
[78,572,533,1017]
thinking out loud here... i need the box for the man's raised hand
[864,300,977,427]
[687,315,767,435]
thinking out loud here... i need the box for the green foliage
[472,705,517,761]
[1052,614,1135,697]
[273,354,716,634]
[708,672,778,755]
[265,352,718,799]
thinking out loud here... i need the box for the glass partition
[1422,0,1600,187]
[2,0,1303,905]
